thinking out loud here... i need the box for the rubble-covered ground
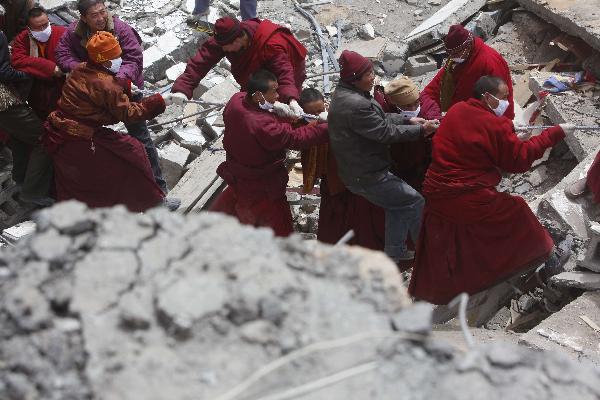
[1,202,600,399]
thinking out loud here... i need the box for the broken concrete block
[577,231,600,273]
[464,11,497,41]
[143,31,198,82]
[192,71,226,99]
[405,55,437,76]
[359,23,375,40]
[549,271,600,290]
[382,41,409,75]
[165,62,187,82]
[200,79,239,104]
[170,124,206,154]
[392,302,433,334]
[201,113,224,141]
[158,142,191,190]
[404,0,487,52]
[529,71,600,162]
[335,37,388,60]
[1,220,36,244]
[38,0,66,11]
[518,0,600,54]
[520,291,600,365]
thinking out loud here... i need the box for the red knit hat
[214,17,243,45]
[444,24,472,51]
[338,50,372,83]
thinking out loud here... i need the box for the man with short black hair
[11,6,66,119]
[410,75,572,305]
[210,69,328,236]
[55,0,168,194]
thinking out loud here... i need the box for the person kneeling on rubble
[210,69,328,236]
[409,75,574,306]
[43,31,177,212]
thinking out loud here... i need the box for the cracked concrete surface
[0,201,599,399]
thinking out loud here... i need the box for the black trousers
[0,104,52,199]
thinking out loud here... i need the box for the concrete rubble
[1,201,600,399]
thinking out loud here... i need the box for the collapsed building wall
[1,202,600,399]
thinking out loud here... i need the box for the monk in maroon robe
[210,69,328,236]
[168,17,307,118]
[421,24,514,119]
[409,76,572,305]
[43,31,167,212]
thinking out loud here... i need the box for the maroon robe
[211,92,327,236]
[422,37,514,119]
[409,98,565,304]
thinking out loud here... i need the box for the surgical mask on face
[451,57,465,64]
[107,57,122,74]
[254,92,274,111]
[487,93,509,117]
[30,24,51,43]
[400,105,421,119]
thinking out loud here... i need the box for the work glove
[289,99,304,118]
[318,111,328,122]
[272,101,296,118]
[559,123,576,136]
[163,92,188,106]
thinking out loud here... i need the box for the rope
[334,229,355,246]
[448,293,475,349]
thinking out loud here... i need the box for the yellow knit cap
[384,77,419,107]
[86,31,122,63]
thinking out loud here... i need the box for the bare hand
[53,66,64,77]
[422,120,439,137]
[409,117,426,125]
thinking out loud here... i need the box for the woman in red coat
[409,75,572,305]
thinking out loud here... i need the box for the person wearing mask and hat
[167,16,307,119]
[328,50,438,266]
[421,24,514,119]
[55,0,168,195]
[43,31,177,212]
[409,75,574,308]
[209,69,328,236]
[11,6,66,120]
[374,76,441,191]
[0,4,53,207]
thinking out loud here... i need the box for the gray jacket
[328,82,423,186]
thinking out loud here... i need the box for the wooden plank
[170,136,225,213]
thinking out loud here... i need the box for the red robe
[587,151,600,203]
[422,37,514,119]
[172,19,307,103]
[409,98,565,304]
[11,26,67,119]
[210,92,327,236]
[43,63,166,212]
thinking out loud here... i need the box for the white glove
[272,101,295,118]
[559,123,575,136]
[163,92,188,106]
[289,99,304,118]
[318,111,328,122]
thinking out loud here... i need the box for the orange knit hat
[86,31,122,63]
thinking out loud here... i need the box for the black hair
[27,6,46,21]
[473,75,505,100]
[299,88,324,107]
[247,69,277,96]
[77,0,105,15]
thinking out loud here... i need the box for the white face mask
[254,92,274,111]
[451,57,465,64]
[399,105,421,120]
[30,24,51,43]
[106,57,122,74]
[487,93,509,117]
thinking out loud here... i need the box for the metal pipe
[146,106,221,129]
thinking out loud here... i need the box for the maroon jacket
[173,19,307,103]
[218,92,327,199]
[11,26,67,119]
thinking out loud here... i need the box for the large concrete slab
[533,150,597,239]
[170,136,226,213]
[550,271,600,290]
[404,0,487,51]
[520,291,600,365]
[518,0,600,53]
[335,37,388,60]
[529,71,600,162]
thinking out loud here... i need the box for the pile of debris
[1,201,600,399]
